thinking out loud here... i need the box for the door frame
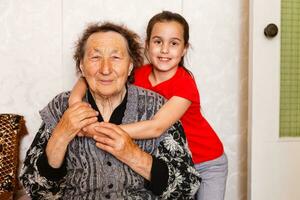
[248,0,281,199]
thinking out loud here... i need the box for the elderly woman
[20,22,200,199]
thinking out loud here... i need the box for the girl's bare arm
[69,77,87,105]
[69,78,191,140]
[120,96,191,139]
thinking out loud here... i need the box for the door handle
[264,23,278,38]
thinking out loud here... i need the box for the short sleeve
[171,70,200,104]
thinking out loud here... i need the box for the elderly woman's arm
[46,102,98,168]
[19,93,68,199]
[92,122,200,199]
[19,92,98,199]
[19,122,68,199]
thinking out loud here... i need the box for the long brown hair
[145,11,193,76]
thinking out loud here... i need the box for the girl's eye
[153,40,162,45]
[171,42,179,46]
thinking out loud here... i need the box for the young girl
[69,11,228,200]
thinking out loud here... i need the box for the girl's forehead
[151,21,184,38]
[154,21,183,29]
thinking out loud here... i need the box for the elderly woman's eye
[91,56,100,60]
[112,55,121,60]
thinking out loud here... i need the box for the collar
[87,89,127,125]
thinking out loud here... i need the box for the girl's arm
[68,77,87,106]
[120,96,191,139]
[69,77,191,140]
[83,96,191,140]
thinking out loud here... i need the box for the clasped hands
[47,102,152,180]
[48,102,139,165]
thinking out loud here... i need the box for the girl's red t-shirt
[134,64,223,163]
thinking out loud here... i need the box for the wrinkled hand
[46,102,98,168]
[92,122,153,180]
[92,122,138,163]
[80,122,100,138]
[55,102,98,142]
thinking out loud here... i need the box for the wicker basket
[0,114,25,200]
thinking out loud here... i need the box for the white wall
[0,1,248,199]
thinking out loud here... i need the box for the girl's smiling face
[147,21,187,73]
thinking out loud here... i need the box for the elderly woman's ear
[128,63,133,76]
[80,63,85,77]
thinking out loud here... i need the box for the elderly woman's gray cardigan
[20,84,200,200]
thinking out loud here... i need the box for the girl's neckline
[147,64,180,88]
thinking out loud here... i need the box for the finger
[98,122,117,129]
[69,101,91,110]
[78,116,98,129]
[83,131,93,138]
[99,122,126,135]
[97,122,125,135]
[82,123,100,138]
[74,103,94,113]
[65,105,96,124]
[66,109,97,128]
[94,126,119,140]
[95,142,114,154]
[72,109,98,123]
[93,135,115,147]
[73,106,98,118]
[77,132,84,137]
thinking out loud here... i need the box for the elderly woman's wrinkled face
[81,31,132,98]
